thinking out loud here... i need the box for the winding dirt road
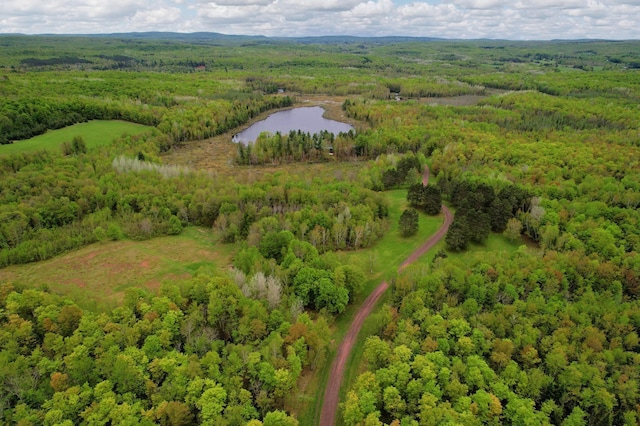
[319,167,453,426]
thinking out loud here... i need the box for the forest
[0,34,639,425]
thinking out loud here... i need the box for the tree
[489,198,512,232]
[383,386,406,419]
[397,156,421,181]
[466,210,491,243]
[399,209,419,237]
[334,265,366,298]
[61,141,73,156]
[263,410,298,426]
[407,184,425,208]
[382,168,401,190]
[57,305,82,337]
[111,353,146,396]
[504,218,523,242]
[315,277,349,314]
[407,184,441,215]
[364,336,391,370]
[445,217,469,251]
[94,226,107,242]
[423,186,442,216]
[155,401,194,426]
[196,383,227,425]
[259,231,294,264]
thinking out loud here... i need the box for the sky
[1,0,639,40]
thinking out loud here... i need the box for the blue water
[232,106,354,144]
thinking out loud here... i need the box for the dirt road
[319,166,452,425]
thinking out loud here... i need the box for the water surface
[232,106,354,144]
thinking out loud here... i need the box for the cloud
[448,0,509,10]
[348,0,395,17]
[131,7,182,26]
[205,0,273,6]
[0,0,639,39]
[513,0,584,9]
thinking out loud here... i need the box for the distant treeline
[0,94,293,146]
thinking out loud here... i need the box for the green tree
[445,217,469,251]
[263,410,298,426]
[383,386,406,419]
[504,218,523,242]
[315,277,349,314]
[399,209,419,237]
[196,383,227,425]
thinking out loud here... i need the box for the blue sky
[1,0,639,40]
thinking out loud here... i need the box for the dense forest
[0,35,639,425]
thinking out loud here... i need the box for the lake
[232,106,354,144]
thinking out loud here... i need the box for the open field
[0,227,236,310]
[165,134,370,185]
[339,189,444,282]
[418,229,535,267]
[0,120,153,155]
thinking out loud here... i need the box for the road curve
[319,166,452,426]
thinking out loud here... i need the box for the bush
[94,226,107,242]
[168,215,182,235]
[106,223,123,241]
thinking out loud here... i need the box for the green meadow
[0,120,152,155]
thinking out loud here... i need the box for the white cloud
[0,0,639,39]
[448,0,508,10]
[206,0,273,6]
[348,0,395,17]
[513,0,584,9]
[131,7,182,26]
[279,0,363,12]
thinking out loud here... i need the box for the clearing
[0,120,153,155]
[0,227,236,310]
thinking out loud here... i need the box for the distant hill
[4,32,448,45]
[277,35,445,44]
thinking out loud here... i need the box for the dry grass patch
[0,227,235,310]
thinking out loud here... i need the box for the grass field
[0,120,153,155]
[339,189,444,282]
[0,227,236,311]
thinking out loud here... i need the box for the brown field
[0,227,236,310]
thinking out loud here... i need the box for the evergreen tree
[445,216,469,251]
[399,209,419,237]
[423,186,442,215]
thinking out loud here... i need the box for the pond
[232,106,354,144]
